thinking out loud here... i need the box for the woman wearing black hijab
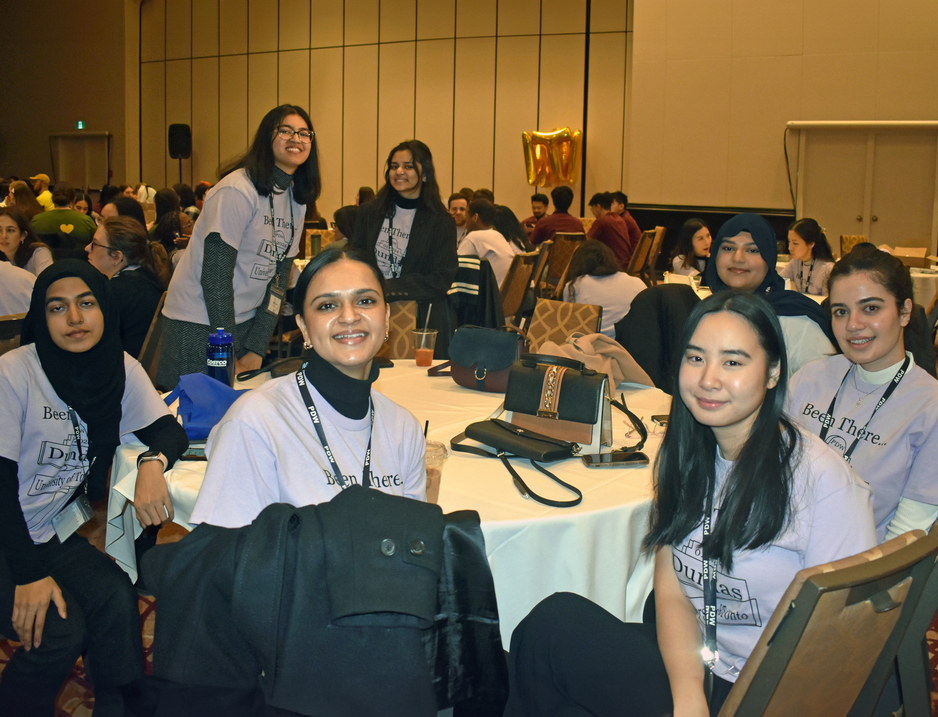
[0,260,187,715]
[705,212,837,378]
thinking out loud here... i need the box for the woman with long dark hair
[190,247,426,528]
[787,247,938,541]
[780,218,835,296]
[0,207,53,276]
[504,292,875,717]
[0,261,187,714]
[158,104,320,387]
[670,218,711,278]
[7,182,44,221]
[86,216,169,357]
[351,139,458,357]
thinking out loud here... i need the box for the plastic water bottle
[206,328,234,386]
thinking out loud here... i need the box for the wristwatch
[137,450,168,471]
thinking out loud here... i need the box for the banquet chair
[526,298,602,353]
[639,226,667,287]
[0,312,26,357]
[626,230,654,278]
[137,293,167,389]
[543,232,586,295]
[447,255,505,328]
[377,299,418,359]
[500,251,540,326]
[717,527,938,717]
[841,234,867,257]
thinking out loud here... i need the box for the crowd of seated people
[2,105,938,717]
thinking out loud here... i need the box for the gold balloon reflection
[522,128,582,186]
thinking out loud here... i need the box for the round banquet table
[106,361,671,644]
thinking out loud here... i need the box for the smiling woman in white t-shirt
[190,248,427,530]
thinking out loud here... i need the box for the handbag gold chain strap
[538,365,567,419]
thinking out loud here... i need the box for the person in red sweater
[587,192,635,269]
[610,190,642,251]
[529,186,585,246]
[521,192,549,235]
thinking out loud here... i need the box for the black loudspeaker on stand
[168,124,192,184]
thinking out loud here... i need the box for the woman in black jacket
[351,140,458,357]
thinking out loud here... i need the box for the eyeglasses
[275,126,314,143]
[89,239,114,253]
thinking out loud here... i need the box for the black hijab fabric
[705,213,837,345]
[21,259,126,497]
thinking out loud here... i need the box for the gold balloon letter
[522,128,582,187]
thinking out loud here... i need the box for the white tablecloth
[106,362,670,644]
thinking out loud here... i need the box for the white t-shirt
[0,345,172,543]
[458,228,521,287]
[780,259,834,296]
[674,429,875,682]
[375,206,416,280]
[777,315,836,380]
[787,352,938,540]
[0,262,35,314]
[190,374,427,529]
[671,254,706,276]
[24,246,54,277]
[162,168,302,325]
[563,273,647,338]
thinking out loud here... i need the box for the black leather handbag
[429,326,525,393]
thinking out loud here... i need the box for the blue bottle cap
[208,328,233,346]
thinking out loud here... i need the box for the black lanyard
[67,408,91,495]
[701,480,718,672]
[818,355,910,464]
[268,189,295,283]
[386,212,402,279]
[295,367,373,489]
[800,260,814,293]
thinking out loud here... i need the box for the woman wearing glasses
[158,105,321,387]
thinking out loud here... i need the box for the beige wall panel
[280,0,311,50]
[591,0,628,33]
[310,0,345,48]
[726,55,802,208]
[803,0,877,55]
[248,0,279,53]
[279,50,311,109]
[731,0,802,58]
[192,0,219,57]
[165,59,193,184]
[191,58,220,183]
[541,0,585,35]
[140,0,165,63]
[165,0,192,60]
[875,52,938,120]
[343,45,380,203]
[248,53,280,133]
[140,62,167,187]
[456,0,496,38]
[345,0,379,45]
[666,0,731,60]
[381,0,417,43]
[498,0,540,37]
[870,134,937,246]
[493,36,540,216]
[800,53,877,120]
[219,0,248,55]
[417,0,455,40]
[583,34,626,199]
[453,38,496,191]
[660,58,731,206]
[218,55,249,167]
[378,43,416,159]
[878,0,938,53]
[801,130,868,246]
[414,40,455,194]
[631,0,666,64]
[309,48,344,214]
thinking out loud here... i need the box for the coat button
[380,539,396,556]
[409,539,425,555]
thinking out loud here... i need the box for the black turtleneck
[273,166,293,191]
[303,349,380,419]
[393,193,420,210]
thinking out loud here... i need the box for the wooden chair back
[0,312,26,357]
[137,292,167,389]
[626,230,654,277]
[543,232,587,293]
[500,251,540,324]
[526,298,602,353]
[718,528,938,717]
[640,226,667,287]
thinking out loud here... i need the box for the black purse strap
[427,360,452,377]
[519,353,594,374]
[450,432,583,508]
[610,394,648,452]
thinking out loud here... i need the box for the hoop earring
[303,341,312,350]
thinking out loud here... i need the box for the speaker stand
[178,157,183,185]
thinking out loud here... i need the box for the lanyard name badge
[295,367,374,489]
[266,190,295,317]
[51,409,95,542]
[701,481,719,698]
[818,355,910,464]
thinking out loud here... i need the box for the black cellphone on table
[582,451,650,468]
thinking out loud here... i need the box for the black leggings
[503,592,733,717]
